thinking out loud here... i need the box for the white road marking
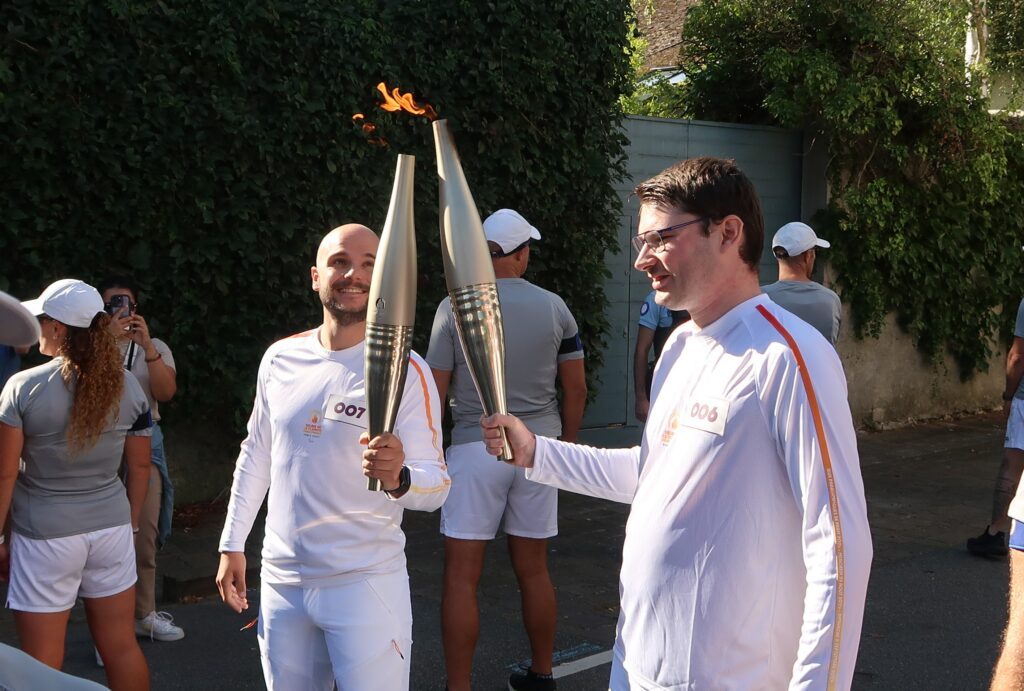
[552,649,613,679]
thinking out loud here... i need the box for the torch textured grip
[365,321,414,491]
[449,283,514,462]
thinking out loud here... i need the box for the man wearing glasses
[479,158,873,690]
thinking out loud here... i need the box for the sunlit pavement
[0,411,1009,690]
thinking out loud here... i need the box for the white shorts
[1007,398,1024,451]
[440,441,558,540]
[7,524,137,613]
[258,571,412,691]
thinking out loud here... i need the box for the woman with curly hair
[0,279,152,691]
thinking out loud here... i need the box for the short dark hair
[487,240,529,258]
[633,157,764,270]
[96,275,139,302]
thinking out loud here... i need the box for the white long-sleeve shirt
[527,295,872,690]
[219,331,450,586]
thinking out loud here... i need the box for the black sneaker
[508,668,556,691]
[966,527,1008,557]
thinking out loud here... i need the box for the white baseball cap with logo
[483,209,542,255]
[771,222,831,256]
[21,279,105,329]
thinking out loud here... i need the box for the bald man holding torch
[216,224,450,691]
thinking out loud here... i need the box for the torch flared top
[433,120,497,292]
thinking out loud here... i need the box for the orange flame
[351,82,435,151]
[376,82,437,120]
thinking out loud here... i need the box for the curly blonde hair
[60,313,123,453]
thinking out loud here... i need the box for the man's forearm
[146,359,177,401]
[1005,344,1023,400]
[559,392,586,442]
[633,328,655,402]
[633,341,649,397]
[125,438,151,529]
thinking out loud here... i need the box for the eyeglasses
[631,217,707,254]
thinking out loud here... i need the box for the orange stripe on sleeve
[409,358,444,463]
[756,305,845,691]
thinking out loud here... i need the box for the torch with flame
[364,154,417,491]
[433,119,514,462]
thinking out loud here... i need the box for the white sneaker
[94,646,104,667]
[135,611,185,641]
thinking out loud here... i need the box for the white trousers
[258,571,412,691]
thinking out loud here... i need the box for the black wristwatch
[384,466,411,498]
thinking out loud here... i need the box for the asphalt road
[0,411,1013,690]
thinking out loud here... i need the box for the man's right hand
[107,310,133,339]
[635,396,650,422]
[216,551,249,613]
[481,413,536,468]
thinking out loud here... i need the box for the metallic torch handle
[365,153,417,491]
[449,283,514,462]
[364,322,414,490]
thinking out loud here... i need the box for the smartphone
[105,294,135,318]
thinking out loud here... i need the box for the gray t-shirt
[0,358,152,539]
[762,280,842,345]
[427,278,584,445]
[120,337,175,422]
[1015,298,1024,400]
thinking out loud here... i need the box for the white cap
[21,279,104,329]
[483,209,542,254]
[0,291,41,347]
[771,222,830,256]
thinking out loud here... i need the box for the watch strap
[384,466,411,498]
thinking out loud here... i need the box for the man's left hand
[360,431,405,491]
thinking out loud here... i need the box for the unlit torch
[365,154,417,491]
[432,119,513,462]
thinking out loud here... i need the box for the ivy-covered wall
[1,0,633,445]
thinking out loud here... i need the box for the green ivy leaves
[0,0,632,427]
[628,0,1022,378]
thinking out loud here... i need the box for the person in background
[0,279,152,691]
[762,221,842,345]
[427,209,587,691]
[968,296,1024,558]
[633,289,689,422]
[990,307,1024,687]
[97,276,183,642]
[0,290,107,691]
